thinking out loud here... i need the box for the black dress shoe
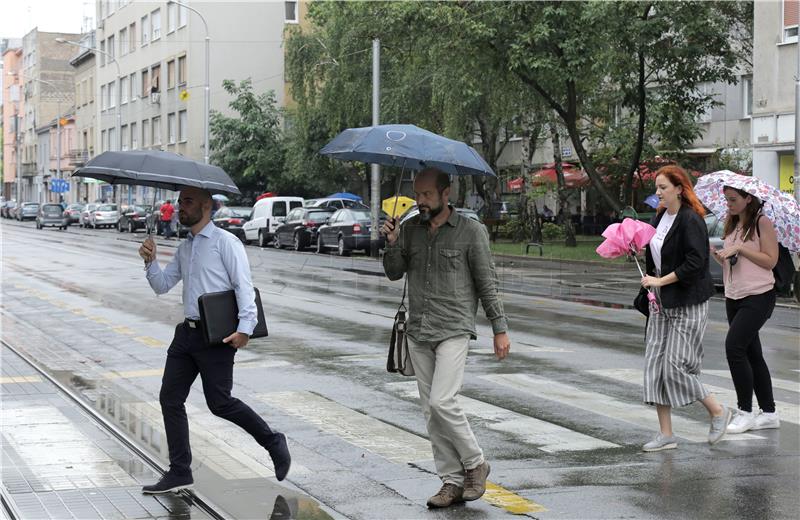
[142,472,193,494]
[267,433,291,481]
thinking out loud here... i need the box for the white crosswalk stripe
[385,381,618,452]
[703,369,800,394]
[481,374,765,443]
[589,368,800,425]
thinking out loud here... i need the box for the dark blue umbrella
[320,124,495,177]
[326,192,363,201]
[73,150,241,195]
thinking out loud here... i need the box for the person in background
[161,200,175,240]
[639,165,731,452]
[711,186,780,434]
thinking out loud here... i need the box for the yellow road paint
[483,482,547,515]
[104,368,164,380]
[1,376,43,384]
[70,307,85,315]
[134,336,166,348]
[89,316,111,324]
[112,326,136,335]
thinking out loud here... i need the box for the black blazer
[645,205,715,309]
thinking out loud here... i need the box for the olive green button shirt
[383,207,508,342]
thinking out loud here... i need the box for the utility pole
[369,38,381,257]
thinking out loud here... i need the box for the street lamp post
[57,38,122,201]
[168,0,210,163]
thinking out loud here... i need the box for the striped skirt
[643,288,710,407]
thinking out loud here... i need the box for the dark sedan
[212,206,251,242]
[316,208,386,256]
[118,205,151,233]
[274,207,335,251]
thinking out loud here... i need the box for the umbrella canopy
[73,150,241,195]
[382,196,416,218]
[320,124,495,177]
[643,193,660,209]
[695,170,800,252]
[596,218,657,259]
[212,193,229,202]
[326,192,363,201]
[531,163,590,189]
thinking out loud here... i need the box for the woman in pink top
[711,186,780,434]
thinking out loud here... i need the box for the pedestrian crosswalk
[588,368,800,426]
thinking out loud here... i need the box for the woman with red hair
[639,165,732,452]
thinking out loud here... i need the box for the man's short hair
[417,167,451,193]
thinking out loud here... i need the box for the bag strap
[398,276,408,313]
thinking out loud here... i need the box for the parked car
[242,196,305,247]
[304,198,368,210]
[317,208,388,256]
[63,203,84,224]
[399,205,482,225]
[16,202,40,221]
[79,203,99,227]
[1,200,17,219]
[35,203,69,230]
[212,206,251,242]
[88,204,120,229]
[274,207,335,251]
[706,214,724,287]
[118,205,151,233]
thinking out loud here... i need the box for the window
[100,84,107,110]
[285,1,298,23]
[743,76,752,117]
[168,113,176,144]
[785,0,799,42]
[108,80,116,108]
[89,75,95,103]
[141,15,149,45]
[121,76,129,104]
[101,130,107,152]
[121,125,129,151]
[130,122,138,149]
[108,127,116,151]
[697,82,712,123]
[119,28,128,55]
[99,39,106,66]
[141,68,150,98]
[151,9,161,41]
[151,64,161,93]
[129,72,136,100]
[178,110,187,142]
[152,116,161,145]
[107,34,115,59]
[272,202,287,217]
[167,59,175,89]
[177,55,187,85]
[129,22,136,51]
[142,119,150,147]
[168,2,177,33]
[178,3,188,27]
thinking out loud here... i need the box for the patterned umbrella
[695,170,800,252]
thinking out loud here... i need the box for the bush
[498,216,530,243]
[542,222,565,241]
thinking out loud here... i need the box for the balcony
[68,149,90,166]
[21,163,37,176]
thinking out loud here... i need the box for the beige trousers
[407,334,484,486]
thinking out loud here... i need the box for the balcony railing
[68,149,90,166]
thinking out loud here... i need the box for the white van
[243,196,304,247]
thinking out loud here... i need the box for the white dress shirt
[146,220,258,335]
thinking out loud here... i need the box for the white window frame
[177,55,187,85]
[121,124,129,151]
[784,0,799,43]
[141,15,149,46]
[101,129,107,152]
[742,76,752,118]
[129,22,136,52]
[100,84,107,111]
[285,1,299,23]
[108,80,116,109]
[129,72,137,101]
[178,3,188,28]
[130,122,138,149]
[178,110,188,142]
[108,127,116,152]
[168,113,176,144]
[167,2,177,33]
[99,39,106,67]
[142,119,150,147]
[151,9,162,41]
[107,34,115,59]
[119,27,128,55]
[152,116,162,145]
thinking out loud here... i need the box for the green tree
[209,79,285,199]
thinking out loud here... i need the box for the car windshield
[98,204,117,211]
[133,206,145,213]
[229,207,251,217]
[303,199,319,207]
[24,203,39,208]
[43,204,62,212]
[307,211,332,223]
[67,204,83,210]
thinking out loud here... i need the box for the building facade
[2,47,23,199]
[94,0,290,203]
[69,31,100,203]
[752,0,797,194]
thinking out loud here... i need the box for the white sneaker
[727,410,756,434]
[752,411,780,430]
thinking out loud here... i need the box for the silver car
[706,214,724,286]
[36,203,69,230]
[80,203,99,227]
[88,204,120,229]
[16,202,39,221]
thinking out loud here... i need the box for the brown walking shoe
[426,483,464,508]
[462,461,490,501]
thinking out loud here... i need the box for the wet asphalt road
[1,218,799,520]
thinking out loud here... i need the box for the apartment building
[752,0,797,194]
[94,0,291,202]
[69,31,100,203]
[2,46,23,199]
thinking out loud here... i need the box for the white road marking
[703,369,800,394]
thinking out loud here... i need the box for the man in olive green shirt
[381,168,510,509]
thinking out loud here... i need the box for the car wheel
[118,221,124,232]
[274,234,282,249]
[337,236,350,257]
[293,233,303,251]
[128,222,135,233]
[258,230,267,248]
[316,235,324,254]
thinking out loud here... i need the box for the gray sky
[2,0,92,40]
